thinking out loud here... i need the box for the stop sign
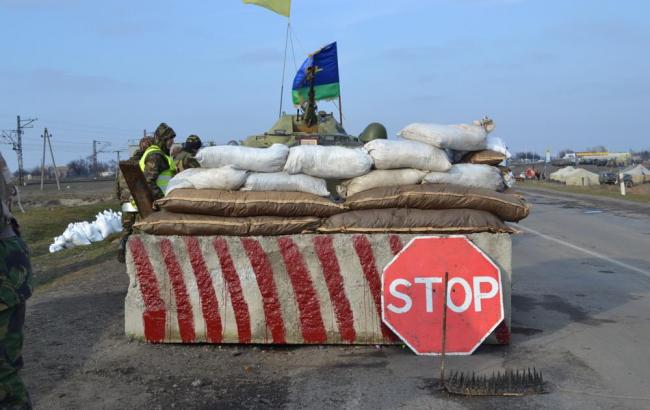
[382,236,503,355]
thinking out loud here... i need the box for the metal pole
[338,94,344,127]
[93,140,98,177]
[48,132,61,191]
[16,116,23,186]
[440,271,449,385]
[278,21,290,118]
[40,129,47,190]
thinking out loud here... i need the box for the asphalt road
[21,189,650,409]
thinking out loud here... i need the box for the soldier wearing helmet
[115,136,154,263]
[139,123,177,200]
[173,135,202,172]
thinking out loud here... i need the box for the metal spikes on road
[443,368,546,396]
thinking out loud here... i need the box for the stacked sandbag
[137,121,528,237]
[146,144,376,236]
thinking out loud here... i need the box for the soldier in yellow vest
[140,123,177,201]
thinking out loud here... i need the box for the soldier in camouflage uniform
[173,135,202,172]
[115,137,153,263]
[140,123,177,200]
[0,152,32,409]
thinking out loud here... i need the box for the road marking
[517,224,650,278]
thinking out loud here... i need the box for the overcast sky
[1,0,648,170]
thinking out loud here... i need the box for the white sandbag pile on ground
[242,172,330,197]
[166,166,249,194]
[423,164,505,191]
[196,143,289,172]
[49,210,123,253]
[284,145,373,179]
[363,139,451,171]
[338,169,427,198]
[398,118,494,151]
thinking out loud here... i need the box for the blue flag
[292,42,340,105]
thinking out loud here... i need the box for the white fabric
[196,143,289,172]
[165,166,249,194]
[242,172,330,197]
[49,210,123,253]
[486,135,512,159]
[423,164,505,191]
[398,120,494,151]
[364,139,451,171]
[338,169,427,198]
[284,146,373,179]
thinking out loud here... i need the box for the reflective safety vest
[139,145,177,194]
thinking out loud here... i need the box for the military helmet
[154,122,176,142]
[184,134,203,151]
[359,122,387,143]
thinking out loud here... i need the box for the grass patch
[14,201,121,287]
[518,181,650,204]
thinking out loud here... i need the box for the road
[22,188,650,409]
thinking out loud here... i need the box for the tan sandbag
[134,211,321,236]
[461,150,506,166]
[156,189,344,218]
[345,184,529,222]
[319,208,515,234]
[337,169,427,198]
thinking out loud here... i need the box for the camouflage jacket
[142,151,172,200]
[173,150,200,172]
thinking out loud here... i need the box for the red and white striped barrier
[125,233,511,345]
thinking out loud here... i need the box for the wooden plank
[119,160,154,218]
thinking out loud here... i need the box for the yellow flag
[243,0,291,17]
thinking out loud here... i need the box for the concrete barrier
[125,233,511,345]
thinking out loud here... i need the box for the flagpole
[338,95,343,127]
[278,20,290,118]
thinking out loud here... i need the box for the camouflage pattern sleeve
[174,152,200,172]
[142,152,169,200]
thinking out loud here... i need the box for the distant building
[563,151,631,165]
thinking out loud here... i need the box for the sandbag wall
[134,117,527,236]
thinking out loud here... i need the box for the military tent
[622,165,650,184]
[565,168,600,186]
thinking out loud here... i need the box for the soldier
[140,123,177,201]
[173,135,202,172]
[115,137,153,263]
[0,151,32,409]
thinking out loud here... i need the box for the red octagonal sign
[382,236,503,355]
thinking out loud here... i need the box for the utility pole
[40,129,61,191]
[112,150,124,181]
[15,115,38,186]
[93,140,98,177]
[92,140,111,178]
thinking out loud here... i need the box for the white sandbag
[486,135,511,159]
[69,224,92,246]
[364,139,451,171]
[94,213,112,239]
[398,118,494,151]
[423,164,505,191]
[166,166,249,194]
[338,169,427,198]
[79,221,103,242]
[242,172,330,197]
[284,146,373,179]
[105,210,123,233]
[196,143,289,172]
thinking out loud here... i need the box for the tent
[549,166,575,183]
[565,168,600,186]
[622,165,650,184]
